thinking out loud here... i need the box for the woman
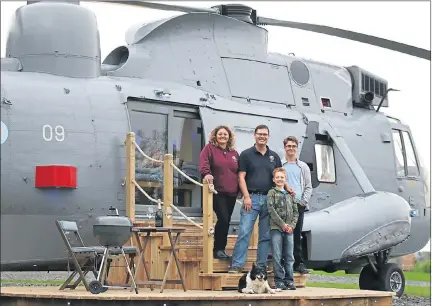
[199,125,239,260]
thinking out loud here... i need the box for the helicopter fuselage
[0,2,429,272]
[0,69,429,272]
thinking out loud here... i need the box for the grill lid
[94,206,133,227]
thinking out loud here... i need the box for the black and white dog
[237,263,278,294]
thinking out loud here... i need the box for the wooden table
[132,227,186,293]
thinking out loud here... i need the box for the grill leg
[121,247,139,294]
[97,248,108,283]
[105,258,112,285]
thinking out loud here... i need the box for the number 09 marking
[43,125,65,142]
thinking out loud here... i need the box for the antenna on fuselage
[376,88,400,112]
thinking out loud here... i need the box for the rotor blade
[257,17,430,61]
[96,0,217,13]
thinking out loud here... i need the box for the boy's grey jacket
[267,187,299,231]
[281,157,313,211]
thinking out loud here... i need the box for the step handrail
[125,132,216,273]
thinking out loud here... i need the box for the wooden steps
[163,257,259,273]
[106,220,309,291]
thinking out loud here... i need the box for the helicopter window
[131,110,168,206]
[391,130,406,177]
[314,144,336,183]
[171,115,203,208]
[401,131,419,177]
[321,98,331,108]
[133,110,168,164]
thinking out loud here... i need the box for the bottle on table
[155,200,163,227]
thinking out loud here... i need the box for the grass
[311,270,431,282]
[308,282,431,298]
[412,260,431,274]
[1,279,63,285]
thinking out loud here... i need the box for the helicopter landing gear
[358,250,405,297]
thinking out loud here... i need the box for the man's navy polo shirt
[238,145,282,194]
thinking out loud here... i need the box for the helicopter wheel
[377,263,405,298]
[89,280,104,294]
[359,264,380,291]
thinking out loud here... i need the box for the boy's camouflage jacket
[266,187,299,231]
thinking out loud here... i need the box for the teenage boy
[282,136,312,274]
[267,167,298,290]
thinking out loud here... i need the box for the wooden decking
[0,286,394,306]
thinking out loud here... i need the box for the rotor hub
[211,4,257,24]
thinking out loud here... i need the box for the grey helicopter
[0,0,430,298]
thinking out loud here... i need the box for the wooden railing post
[163,153,174,246]
[202,182,214,274]
[125,132,135,222]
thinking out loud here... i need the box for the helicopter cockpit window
[391,130,406,177]
[401,131,419,177]
[315,144,336,183]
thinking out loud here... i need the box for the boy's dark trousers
[281,204,306,270]
[293,204,306,269]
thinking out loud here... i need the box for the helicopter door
[390,127,425,212]
[126,99,203,218]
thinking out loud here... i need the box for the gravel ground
[308,274,431,287]
[1,272,430,306]
[392,295,431,306]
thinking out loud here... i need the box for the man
[281,136,312,275]
[228,125,294,273]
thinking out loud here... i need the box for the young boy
[267,167,299,290]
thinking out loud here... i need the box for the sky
[1,1,431,250]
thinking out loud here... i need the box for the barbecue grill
[88,207,138,294]
[93,207,133,247]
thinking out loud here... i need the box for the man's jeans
[230,193,270,270]
[271,229,294,285]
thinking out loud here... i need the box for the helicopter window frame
[126,98,204,217]
[391,130,406,177]
[391,129,420,179]
[314,143,336,183]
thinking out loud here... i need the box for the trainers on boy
[286,282,296,290]
[275,282,287,290]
